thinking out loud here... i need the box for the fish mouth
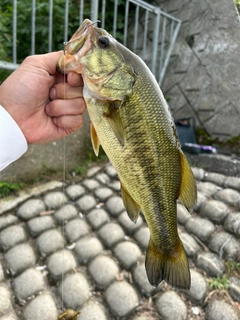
[57,19,94,74]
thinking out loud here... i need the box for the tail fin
[145,238,190,290]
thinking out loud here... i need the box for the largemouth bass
[58,19,197,290]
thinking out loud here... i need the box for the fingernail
[50,87,56,100]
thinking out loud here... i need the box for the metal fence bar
[113,0,118,38]
[133,5,139,52]
[12,0,17,64]
[64,0,69,43]
[31,0,36,55]
[48,0,53,52]
[91,0,98,22]
[142,9,149,60]
[151,10,161,76]
[101,0,106,29]
[79,0,84,24]
[123,0,130,47]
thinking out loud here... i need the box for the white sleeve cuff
[0,105,28,171]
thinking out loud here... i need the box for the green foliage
[74,148,107,176]
[225,260,240,276]
[0,181,25,198]
[208,275,230,290]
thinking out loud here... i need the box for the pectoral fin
[90,122,100,156]
[104,104,124,146]
[178,151,197,212]
[120,180,140,223]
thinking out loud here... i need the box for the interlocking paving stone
[208,231,240,260]
[78,300,108,320]
[113,241,141,270]
[94,187,114,201]
[13,268,45,301]
[54,204,78,224]
[65,184,85,200]
[95,173,111,184]
[133,226,150,250]
[195,252,225,277]
[106,196,125,216]
[1,162,240,319]
[0,285,12,315]
[23,293,58,320]
[214,188,240,207]
[0,262,4,282]
[194,191,207,211]
[155,291,187,320]
[17,199,45,220]
[105,164,118,178]
[58,273,90,309]
[105,281,139,317]
[204,172,226,186]
[109,180,121,191]
[205,300,240,320]
[65,218,89,242]
[98,222,125,248]
[0,214,18,231]
[224,176,240,191]
[229,277,240,302]
[82,179,100,191]
[199,199,229,223]
[197,181,220,197]
[27,216,55,237]
[118,211,143,234]
[76,195,97,212]
[74,236,103,264]
[133,262,155,296]
[47,249,77,279]
[185,216,215,242]
[191,167,205,181]
[0,225,27,251]
[87,208,110,230]
[86,166,102,177]
[89,255,119,288]
[0,311,18,320]
[37,230,64,257]
[224,212,240,237]
[177,203,190,224]
[44,191,68,209]
[5,243,36,276]
[187,269,208,304]
[180,232,200,257]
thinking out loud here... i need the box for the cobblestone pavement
[0,162,240,320]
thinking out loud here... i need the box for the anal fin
[120,180,140,223]
[179,151,197,213]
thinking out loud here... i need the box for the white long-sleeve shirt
[0,105,28,171]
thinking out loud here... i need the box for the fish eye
[98,36,110,48]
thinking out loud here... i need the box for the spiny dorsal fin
[178,151,197,213]
[104,103,124,146]
[120,180,140,223]
[90,122,100,156]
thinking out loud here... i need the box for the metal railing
[0,0,181,85]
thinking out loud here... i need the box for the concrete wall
[156,0,240,140]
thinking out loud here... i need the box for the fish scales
[57,19,197,290]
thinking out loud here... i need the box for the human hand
[0,51,86,144]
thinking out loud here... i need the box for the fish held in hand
[57,19,197,290]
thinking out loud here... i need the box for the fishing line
[61,42,67,313]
